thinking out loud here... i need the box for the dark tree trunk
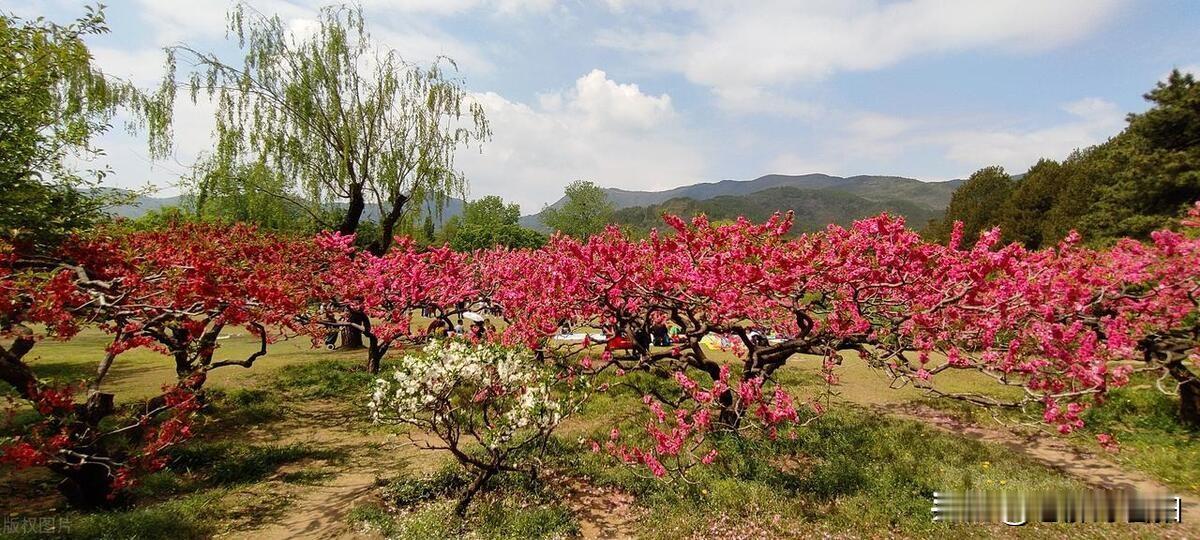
[171,327,191,377]
[55,462,121,509]
[1179,378,1200,428]
[0,344,40,401]
[371,193,409,256]
[366,349,382,375]
[341,326,364,350]
[338,183,366,236]
[341,311,368,350]
[455,468,495,517]
[1161,351,1200,428]
[684,341,742,428]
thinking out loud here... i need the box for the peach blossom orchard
[2,205,1199,512]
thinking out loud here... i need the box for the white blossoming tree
[369,340,589,515]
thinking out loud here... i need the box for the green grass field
[2,332,1197,539]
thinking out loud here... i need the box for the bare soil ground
[224,399,641,539]
[221,401,439,540]
[547,472,641,539]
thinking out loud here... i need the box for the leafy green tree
[1039,146,1112,243]
[999,159,1063,248]
[438,215,461,245]
[538,180,614,239]
[925,167,1013,245]
[462,195,521,229]
[1082,70,1200,239]
[163,4,489,255]
[184,159,323,233]
[449,195,545,251]
[0,5,170,250]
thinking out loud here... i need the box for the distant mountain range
[101,172,964,233]
[104,191,183,218]
[100,190,466,226]
[521,173,963,232]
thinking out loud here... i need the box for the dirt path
[221,399,642,539]
[549,473,641,539]
[221,401,441,540]
[890,404,1199,526]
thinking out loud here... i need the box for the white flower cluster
[369,340,567,450]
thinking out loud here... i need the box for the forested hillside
[611,186,942,234]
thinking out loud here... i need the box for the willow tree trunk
[334,181,368,350]
[337,181,366,236]
[370,193,408,256]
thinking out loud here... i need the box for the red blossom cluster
[299,233,479,372]
[1,224,314,506]
[3,203,1199,495]
[471,207,1200,473]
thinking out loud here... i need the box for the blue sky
[6,0,1199,212]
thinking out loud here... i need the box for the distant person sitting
[651,323,670,347]
[321,304,339,350]
[634,328,651,351]
[426,319,449,339]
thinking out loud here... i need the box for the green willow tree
[162,4,489,256]
[539,180,614,239]
[183,158,325,234]
[0,5,172,250]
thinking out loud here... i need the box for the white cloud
[764,97,1125,181]
[130,0,554,43]
[129,0,495,72]
[550,69,675,129]
[458,70,706,212]
[710,87,821,118]
[362,0,556,15]
[846,112,913,141]
[91,47,170,87]
[65,97,219,197]
[939,98,1124,170]
[602,0,1126,112]
[374,25,494,74]
[133,0,247,43]
[79,46,221,195]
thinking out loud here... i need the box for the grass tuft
[1080,384,1200,491]
[169,440,345,486]
[271,358,377,399]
